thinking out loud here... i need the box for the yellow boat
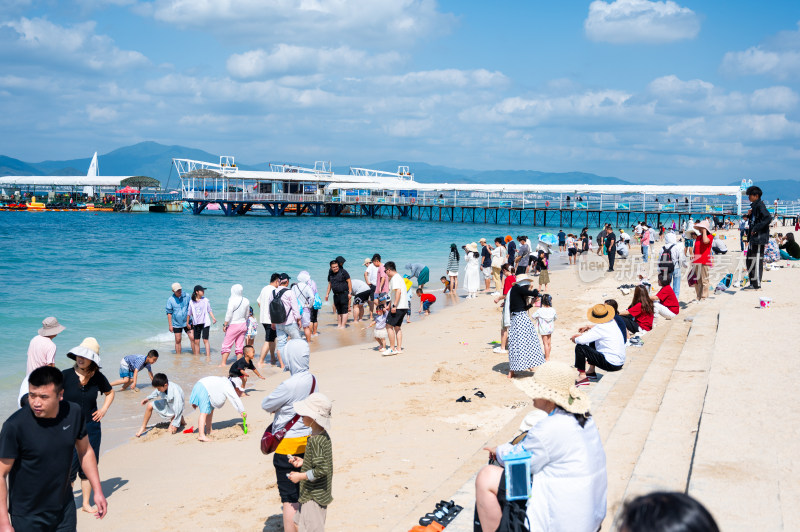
[26,199,46,211]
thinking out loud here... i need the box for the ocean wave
[144,332,178,343]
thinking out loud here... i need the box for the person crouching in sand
[109,350,158,392]
[189,375,246,442]
[136,373,185,437]
[228,345,265,391]
[288,393,334,532]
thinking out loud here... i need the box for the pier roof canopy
[323,182,742,196]
[0,175,150,187]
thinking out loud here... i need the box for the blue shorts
[119,367,134,379]
[190,382,213,414]
[422,301,433,312]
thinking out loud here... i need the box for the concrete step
[610,298,723,527]
[598,314,694,530]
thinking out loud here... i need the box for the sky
[1,0,799,184]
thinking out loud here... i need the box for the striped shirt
[299,431,333,506]
[122,354,151,373]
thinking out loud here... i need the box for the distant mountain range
[1,141,798,198]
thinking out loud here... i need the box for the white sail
[84,152,99,197]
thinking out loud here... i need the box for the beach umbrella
[538,233,559,246]
[116,186,139,194]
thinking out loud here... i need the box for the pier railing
[183,190,745,214]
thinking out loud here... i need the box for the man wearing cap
[571,304,626,386]
[743,185,772,290]
[166,283,193,354]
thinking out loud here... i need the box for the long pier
[184,192,746,228]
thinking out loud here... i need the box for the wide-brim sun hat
[514,274,532,285]
[67,337,101,367]
[694,220,711,233]
[38,316,65,336]
[514,361,591,415]
[465,242,478,253]
[293,392,333,432]
[587,303,615,324]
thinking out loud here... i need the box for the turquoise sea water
[0,211,561,432]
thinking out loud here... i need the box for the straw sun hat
[67,337,102,367]
[465,242,479,253]
[514,361,591,415]
[587,303,615,324]
[694,219,711,233]
[293,392,333,432]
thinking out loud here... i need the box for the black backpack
[269,288,289,323]
[658,245,675,283]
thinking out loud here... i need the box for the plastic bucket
[760,297,772,309]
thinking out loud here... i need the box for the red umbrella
[116,186,139,194]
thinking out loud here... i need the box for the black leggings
[575,343,623,372]
[619,315,640,334]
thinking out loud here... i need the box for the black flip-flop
[474,391,486,398]
[456,396,471,403]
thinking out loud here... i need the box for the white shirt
[257,285,277,324]
[496,410,607,532]
[634,224,642,235]
[350,279,370,295]
[575,320,626,366]
[198,376,244,414]
[389,274,409,309]
[365,264,378,285]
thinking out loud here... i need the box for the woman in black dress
[62,337,115,514]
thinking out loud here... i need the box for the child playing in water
[364,304,389,353]
[440,276,451,293]
[188,285,216,356]
[416,288,436,315]
[189,375,246,442]
[136,373,185,436]
[110,350,158,392]
[245,306,258,347]
[532,294,556,361]
[228,345,265,390]
[288,392,334,531]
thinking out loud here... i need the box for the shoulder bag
[260,376,316,455]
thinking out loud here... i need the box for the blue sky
[1,0,799,184]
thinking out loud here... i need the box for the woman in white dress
[463,242,481,298]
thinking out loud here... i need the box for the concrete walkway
[688,267,800,531]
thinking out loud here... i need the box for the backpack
[269,288,289,323]
[658,244,675,284]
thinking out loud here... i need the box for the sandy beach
[74,228,758,531]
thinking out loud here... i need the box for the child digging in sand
[288,392,334,532]
[228,345,265,391]
[109,350,158,392]
[136,373,186,436]
[416,288,436,315]
[189,375,247,442]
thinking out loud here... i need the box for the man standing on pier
[744,186,771,290]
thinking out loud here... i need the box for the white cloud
[226,45,402,79]
[374,69,508,93]
[585,0,700,44]
[722,48,799,79]
[86,104,119,122]
[146,0,455,47]
[750,86,799,112]
[1,17,148,70]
